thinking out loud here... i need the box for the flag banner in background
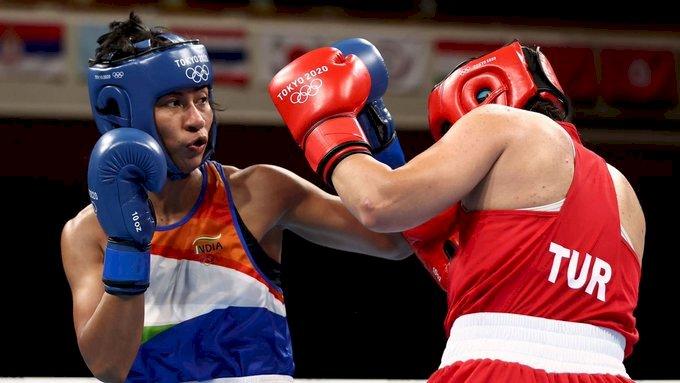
[173,27,250,86]
[366,37,429,95]
[258,33,325,85]
[0,21,65,82]
[431,41,501,85]
[600,48,677,108]
[77,23,110,81]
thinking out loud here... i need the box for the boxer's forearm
[77,294,143,382]
[332,154,435,232]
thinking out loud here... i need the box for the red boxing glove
[269,47,372,184]
[402,203,460,290]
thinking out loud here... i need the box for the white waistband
[440,312,629,377]
[186,375,293,383]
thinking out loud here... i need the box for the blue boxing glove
[88,128,167,296]
[357,98,405,168]
[333,38,406,169]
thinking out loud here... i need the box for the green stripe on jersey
[142,323,175,343]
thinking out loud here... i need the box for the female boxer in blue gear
[61,13,411,383]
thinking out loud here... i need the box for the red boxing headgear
[428,40,571,141]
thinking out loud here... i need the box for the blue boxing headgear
[88,32,217,180]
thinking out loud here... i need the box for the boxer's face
[154,86,213,173]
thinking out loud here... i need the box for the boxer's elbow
[81,343,134,383]
[354,200,384,231]
[354,182,403,232]
[88,362,129,383]
[382,236,413,260]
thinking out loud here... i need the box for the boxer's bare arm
[332,105,512,232]
[607,165,646,261]
[227,164,412,262]
[61,205,143,382]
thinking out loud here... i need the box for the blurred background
[1,0,678,380]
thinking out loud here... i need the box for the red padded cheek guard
[428,73,513,141]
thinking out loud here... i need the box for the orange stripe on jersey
[151,163,284,303]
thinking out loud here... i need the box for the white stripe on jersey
[144,254,286,327]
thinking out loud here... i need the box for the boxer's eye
[159,99,181,108]
[476,88,491,103]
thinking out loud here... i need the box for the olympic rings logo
[290,79,323,104]
[112,71,124,79]
[186,65,210,83]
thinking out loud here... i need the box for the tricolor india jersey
[125,161,293,382]
[443,122,640,356]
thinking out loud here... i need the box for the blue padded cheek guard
[88,42,217,180]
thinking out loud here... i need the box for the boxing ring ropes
[0,379,676,382]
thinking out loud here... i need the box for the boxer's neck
[148,167,203,226]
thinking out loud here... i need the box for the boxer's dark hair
[93,12,171,64]
[91,13,225,112]
[528,100,568,121]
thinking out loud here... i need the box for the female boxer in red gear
[271,40,644,382]
[61,14,411,383]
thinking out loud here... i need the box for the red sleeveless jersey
[444,122,641,356]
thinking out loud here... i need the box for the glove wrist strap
[103,241,150,296]
[304,116,371,184]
